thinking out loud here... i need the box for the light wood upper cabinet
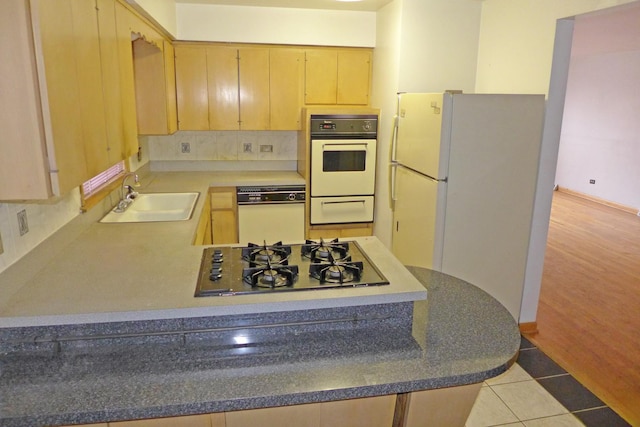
[207,46,240,130]
[131,23,177,135]
[304,48,372,106]
[337,49,371,105]
[34,0,89,195]
[164,41,178,135]
[305,49,338,105]
[0,0,52,199]
[175,43,305,131]
[96,0,126,167]
[175,45,209,130]
[0,0,93,200]
[114,1,140,159]
[270,48,304,130]
[238,47,270,130]
[70,0,111,177]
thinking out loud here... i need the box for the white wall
[476,0,637,95]
[371,0,482,248]
[129,0,177,37]
[397,0,481,94]
[130,0,177,37]
[371,0,402,247]
[555,5,640,210]
[176,4,376,46]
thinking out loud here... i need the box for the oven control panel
[310,114,378,138]
[237,185,306,204]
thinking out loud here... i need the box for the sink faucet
[114,172,140,213]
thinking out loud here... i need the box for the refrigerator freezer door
[395,93,448,179]
[391,165,446,269]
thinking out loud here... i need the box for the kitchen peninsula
[0,171,520,427]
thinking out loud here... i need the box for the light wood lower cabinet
[62,384,481,427]
[110,414,213,427]
[194,191,212,245]
[193,188,238,245]
[401,383,482,427]
[210,188,238,244]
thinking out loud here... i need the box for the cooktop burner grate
[195,239,389,297]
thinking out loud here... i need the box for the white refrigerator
[390,92,545,319]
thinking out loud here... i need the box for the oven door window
[323,150,366,172]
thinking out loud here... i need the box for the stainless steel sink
[100,192,199,223]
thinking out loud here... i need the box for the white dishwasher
[237,185,306,245]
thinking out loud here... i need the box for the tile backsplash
[146,130,297,162]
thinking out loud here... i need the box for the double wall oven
[309,114,378,225]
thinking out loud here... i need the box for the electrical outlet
[181,142,191,153]
[260,144,273,153]
[589,179,596,184]
[243,143,253,153]
[17,209,29,236]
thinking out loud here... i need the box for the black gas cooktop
[195,239,389,297]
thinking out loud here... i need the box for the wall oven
[310,114,378,225]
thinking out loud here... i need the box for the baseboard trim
[519,322,538,335]
[556,187,638,215]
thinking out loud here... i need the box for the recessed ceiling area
[174,0,393,12]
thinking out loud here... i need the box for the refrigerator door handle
[390,114,399,162]
[390,162,398,206]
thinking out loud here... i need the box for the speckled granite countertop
[0,267,520,427]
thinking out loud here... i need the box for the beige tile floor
[466,364,585,427]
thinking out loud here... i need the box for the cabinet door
[225,403,321,427]
[96,0,125,166]
[114,1,140,158]
[194,192,212,245]
[175,45,209,130]
[0,0,51,199]
[238,47,270,130]
[211,210,238,244]
[110,414,212,426]
[337,50,371,105]
[133,38,169,135]
[70,0,110,176]
[207,46,239,130]
[320,395,395,427]
[270,48,304,130]
[305,49,337,105]
[164,40,178,134]
[210,188,238,244]
[37,0,89,193]
[403,383,481,427]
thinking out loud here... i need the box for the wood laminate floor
[525,191,640,426]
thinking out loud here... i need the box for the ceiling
[174,0,394,12]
